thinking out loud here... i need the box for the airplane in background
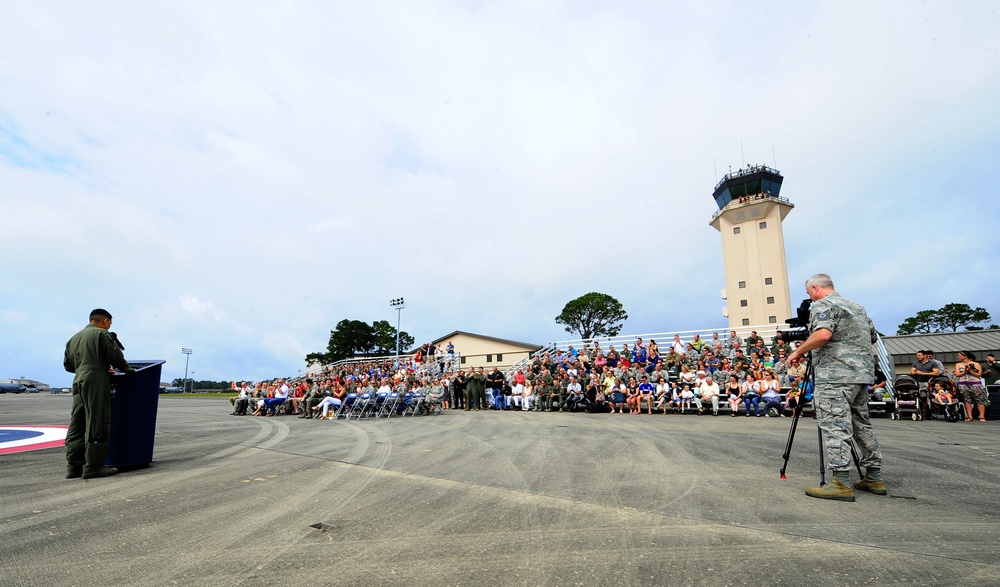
[0,382,28,394]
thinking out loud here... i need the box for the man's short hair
[805,273,834,290]
[89,308,112,322]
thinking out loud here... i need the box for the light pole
[390,297,405,363]
[181,348,192,392]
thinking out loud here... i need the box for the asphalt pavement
[1,394,998,587]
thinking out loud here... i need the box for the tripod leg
[850,440,864,479]
[817,427,826,486]
[779,397,805,479]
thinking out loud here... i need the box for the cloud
[1,1,997,386]
[179,296,225,324]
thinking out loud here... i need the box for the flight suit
[63,324,132,476]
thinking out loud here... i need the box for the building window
[767,296,775,304]
[486,355,492,363]
[765,277,773,285]
[740,299,748,307]
[496,354,503,362]
[742,318,750,326]
[769,316,777,323]
[759,221,767,229]
[734,227,741,234]
[460,356,466,364]
[738,281,746,288]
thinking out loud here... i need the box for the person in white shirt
[695,377,721,416]
[671,335,686,356]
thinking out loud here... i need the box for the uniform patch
[816,310,832,320]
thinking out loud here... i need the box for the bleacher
[502,324,898,415]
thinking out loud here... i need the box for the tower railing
[710,192,792,222]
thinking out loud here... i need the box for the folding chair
[345,393,371,420]
[368,391,389,419]
[396,393,414,417]
[333,393,357,420]
[377,392,400,418]
[405,392,424,416]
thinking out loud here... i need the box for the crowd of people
[228,331,817,419]
[226,332,996,422]
[909,349,996,422]
[455,331,808,417]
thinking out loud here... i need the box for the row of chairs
[330,391,441,421]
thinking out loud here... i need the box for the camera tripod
[779,354,862,484]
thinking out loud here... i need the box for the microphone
[110,332,125,351]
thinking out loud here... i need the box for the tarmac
[1,394,998,587]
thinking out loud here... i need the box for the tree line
[306,319,415,365]
[896,303,995,335]
[301,298,991,373]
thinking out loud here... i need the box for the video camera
[779,299,811,342]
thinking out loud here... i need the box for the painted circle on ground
[0,426,68,455]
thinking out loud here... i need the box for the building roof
[428,331,542,352]
[881,330,1000,364]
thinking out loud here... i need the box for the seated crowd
[228,331,815,419]
[484,331,807,417]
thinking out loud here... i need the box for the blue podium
[106,360,164,469]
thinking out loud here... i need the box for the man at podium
[63,308,134,479]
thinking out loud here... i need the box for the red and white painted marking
[0,426,69,455]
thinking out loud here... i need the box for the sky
[1,1,997,387]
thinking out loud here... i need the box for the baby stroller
[891,374,922,420]
[587,391,609,413]
[931,396,963,422]
[928,377,963,423]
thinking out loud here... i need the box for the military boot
[854,468,887,495]
[805,471,855,502]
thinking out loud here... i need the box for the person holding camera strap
[787,274,885,502]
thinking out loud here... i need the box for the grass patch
[160,392,233,398]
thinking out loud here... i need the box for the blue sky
[1,1,997,387]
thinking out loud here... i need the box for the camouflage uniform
[809,292,882,473]
[300,382,323,418]
[547,379,565,411]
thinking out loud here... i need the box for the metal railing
[710,193,793,222]
[309,352,461,380]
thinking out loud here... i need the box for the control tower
[709,165,794,334]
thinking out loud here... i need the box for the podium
[106,360,164,469]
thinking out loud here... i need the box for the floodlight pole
[181,348,192,392]
[390,298,406,363]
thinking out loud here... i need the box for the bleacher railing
[310,352,461,380]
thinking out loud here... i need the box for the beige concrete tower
[709,165,794,335]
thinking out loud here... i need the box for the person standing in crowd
[487,366,505,410]
[910,350,943,417]
[787,274,884,502]
[63,309,134,480]
[453,369,467,410]
[955,351,988,422]
[980,353,999,385]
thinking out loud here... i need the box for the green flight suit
[63,324,132,476]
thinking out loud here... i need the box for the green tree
[555,292,628,340]
[307,318,417,365]
[897,304,992,335]
[372,319,415,356]
[307,319,376,365]
[896,310,938,335]
[932,303,991,332]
